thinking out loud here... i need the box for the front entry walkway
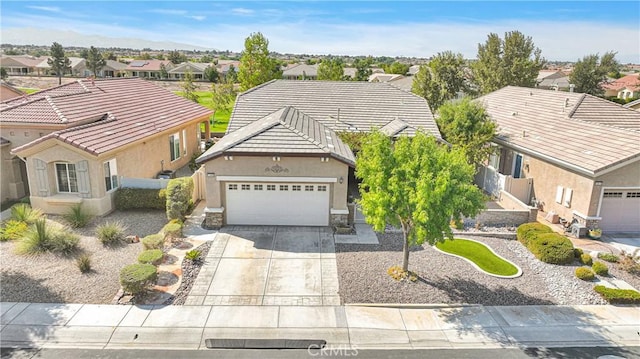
[185,226,340,306]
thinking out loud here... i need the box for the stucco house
[35,57,87,77]
[168,62,212,80]
[1,78,212,214]
[603,74,640,99]
[0,55,46,75]
[124,60,173,79]
[476,86,640,232]
[196,80,440,228]
[281,64,319,80]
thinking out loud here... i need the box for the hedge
[516,222,553,246]
[166,177,194,220]
[162,220,183,239]
[575,267,595,281]
[594,285,640,304]
[592,261,609,276]
[528,232,575,264]
[142,234,164,250]
[119,263,157,295]
[115,188,166,210]
[138,249,164,265]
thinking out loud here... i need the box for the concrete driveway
[185,226,340,306]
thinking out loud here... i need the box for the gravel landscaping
[0,210,166,304]
[336,233,621,305]
[165,241,212,305]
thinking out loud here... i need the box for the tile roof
[0,55,46,68]
[168,62,211,73]
[198,106,355,166]
[603,74,640,91]
[228,80,440,138]
[36,57,85,69]
[388,76,414,92]
[477,86,640,175]
[4,78,212,156]
[124,60,171,71]
[105,60,127,71]
[282,64,319,77]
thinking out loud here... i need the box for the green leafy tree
[48,42,70,85]
[86,46,106,77]
[180,70,198,102]
[204,65,219,83]
[238,32,282,91]
[383,62,410,75]
[471,31,545,94]
[357,131,485,272]
[167,50,187,64]
[79,48,89,59]
[200,55,214,63]
[137,52,152,60]
[211,80,236,113]
[569,52,619,96]
[225,65,238,84]
[412,51,468,111]
[159,63,168,80]
[317,58,344,81]
[436,98,497,168]
[352,57,373,81]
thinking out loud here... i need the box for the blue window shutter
[33,158,49,197]
[76,160,91,198]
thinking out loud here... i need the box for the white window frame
[169,132,180,161]
[104,159,119,192]
[182,129,187,156]
[55,162,78,193]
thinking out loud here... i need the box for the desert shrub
[96,221,126,245]
[142,234,164,250]
[573,248,583,258]
[0,220,29,241]
[114,188,166,210]
[165,177,194,220]
[185,249,201,261]
[119,263,157,295]
[63,204,92,228]
[580,253,593,266]
[575,267,595,281]
[516,222,553,245]
[10,204,43,224]
[592,261,609,276]
[77,254,92,273]
[527,232,574,264]
[597,253,619,263]
[48,229,80,255]
[162,220,183,239]
[16,219,78,255]
[138,249,164,265]
[619,252,640,275]
[594,285,640,304]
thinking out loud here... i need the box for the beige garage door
[225,182,330,226]
[599,190,640,232]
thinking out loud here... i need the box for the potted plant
[588,228,602,240]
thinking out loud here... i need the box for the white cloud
[148,9,188,16]
[189,15,206,21]
[26,5,61,13]
[231,8,255,16]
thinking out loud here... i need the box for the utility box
[571,223,588,238]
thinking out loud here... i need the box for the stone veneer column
[204,207,224,229]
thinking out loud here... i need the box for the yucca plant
[96,221,126,245]
[16,218,52,254]
[10,204,43,224]
[63,204,92,228]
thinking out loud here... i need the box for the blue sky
[1,1,639,62]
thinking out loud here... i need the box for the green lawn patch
[435,238,520,277]
[17,87,39,94]
[175,91,233,133]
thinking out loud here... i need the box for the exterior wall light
[339,176,344,184]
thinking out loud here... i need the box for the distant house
[196,80,440,227]
[282,64,319,80]
[536,70,570,91]
[124,60,173,79]
[368,73,403,83]
[168,62,212,80]
[36,57,88,77]
[0,81,25,101]
[388,76,414,92]
[603,74,640,99]
[477,86,640,232]
[0,55,46,75]
[99,60,127,77]
[1,78,213,213]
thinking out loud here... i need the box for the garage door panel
[599,190,640,232]
[226,183,329,226]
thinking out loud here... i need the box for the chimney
[569,84,575,93]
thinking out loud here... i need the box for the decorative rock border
[432,237,523,279]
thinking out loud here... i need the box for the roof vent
[104,131,113,135]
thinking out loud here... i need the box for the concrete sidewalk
[1,303,638,350]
